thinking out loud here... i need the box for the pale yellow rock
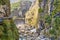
[25,0,39,28]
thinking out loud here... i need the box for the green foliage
[49,29,56,35]
[51,10,56,17]
[49,0,60,39]
[39,0,42,3]
[49,17,60,39]
[0,19,19,40]
[45,16,51,24]
[11,2,20,11]
[0,0,10,5]
[39,8,43,13]
[39,0,60,39]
